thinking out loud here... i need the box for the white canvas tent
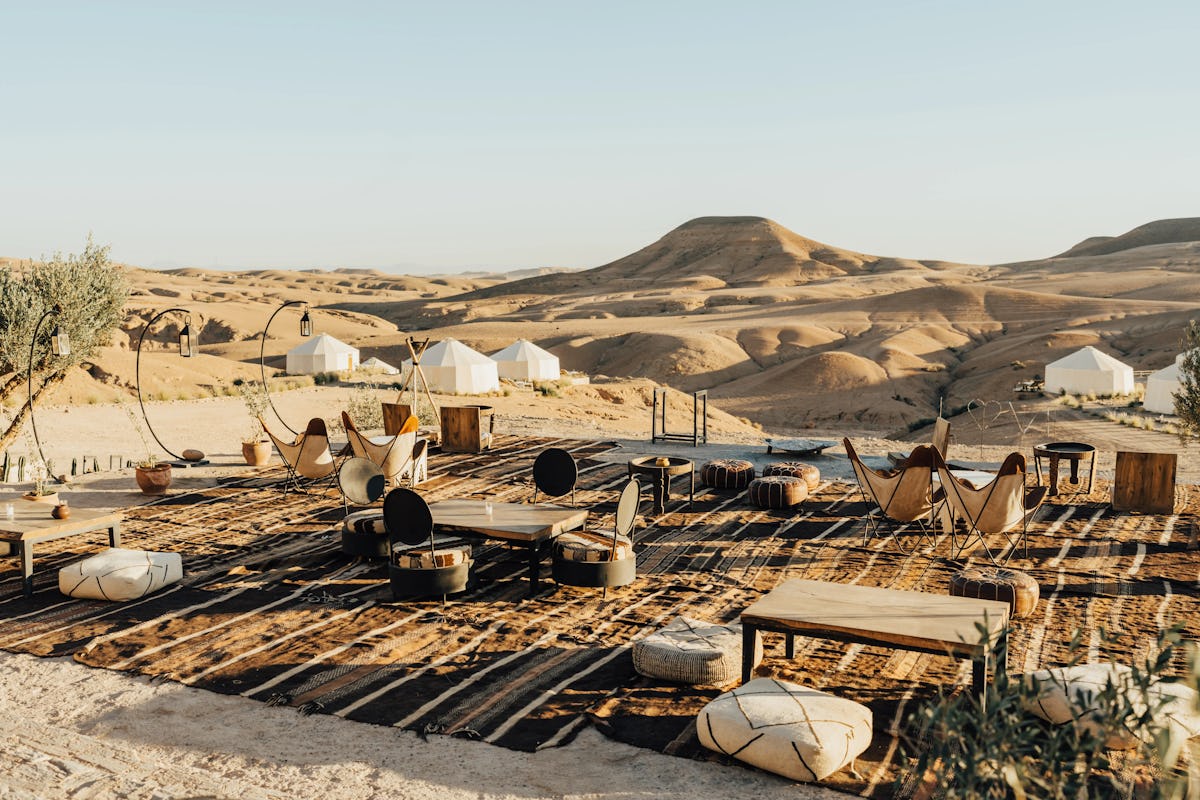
[1144,353,1186,414]
[490,339,561,381]
[402,338,499,394]
[360,356,399,375]
[286,333,359,374]
[1044,345,1135,396]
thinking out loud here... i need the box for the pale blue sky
[2,2,1197,272]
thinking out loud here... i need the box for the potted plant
[22,460,59,505]
[124,403,172,495]
[238,381,273,466]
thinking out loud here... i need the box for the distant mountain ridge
[1056,217,1200,258]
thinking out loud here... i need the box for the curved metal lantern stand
[135,306,204,465]
[258,300,312,437]
[27,305,70,483]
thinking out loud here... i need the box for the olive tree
[0,238,129,451]
[1174,319,1200,437]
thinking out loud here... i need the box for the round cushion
[949,566,1040,618]
[554,530,634,563]
[747,476,807,509]
[633,616,762,686]
[700,459,756,490]
[392,543,472,570]
[763,462,820,491]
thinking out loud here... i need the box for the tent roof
[361,357,396,369]
[490,339,557,362]
[287,333,358,356]
[1045,345,1132,372]
[409,338,494,367]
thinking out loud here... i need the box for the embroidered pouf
[554,530,635,563]
[341,510,389,558]
[701,459,756,490]
[59,548,182,601]
[949,566,1040,618]
[1022,663,1200,749]
[391,541,472,570]
[747,476,808,509]
[697,678,873,782]
[763,462,821,492]
[632,616,763,686]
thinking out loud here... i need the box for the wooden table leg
[972,649,989,711]
[1047,453,1061,496]
[785,633,795,659]
[652,471,667,515]
[527,543,542,596]
[109,522,121,548]
[742,624,759,683]
[1086,450,1096,493]
[19,542,33,598]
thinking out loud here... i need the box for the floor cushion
[342,509,387,536]
[949,566,1040,618]
[391,542,472,570]
[747,476,808,509]
[341,510,389,558]
[698,678,873,782]
[633,616,763,686]
[701,459,756,490]
[554,530,634,563]
[59,548,182,601]
[1022,663,1200,749]
[763,462,821,491]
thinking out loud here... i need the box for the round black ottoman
[701,459,756,490]
[950,566,1040,618]
[763,462,821,491]
[747,476,808,509]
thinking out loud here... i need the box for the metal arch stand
[259,300,306,437]
[27,307,67,484]
[651,387,708,446]
[135,307,208,467]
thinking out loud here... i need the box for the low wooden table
[627,456,694,515]
[0,496,122,597]
[1033,441,1096,496]
[428,499,587,596]
[740,579,1009,702]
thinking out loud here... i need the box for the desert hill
[1055,217,1200,258]
[6,215,1200,436]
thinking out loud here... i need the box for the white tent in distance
[402,338,500,394]
[491,339,560,381]
[286,333,360,374]
[1144,353,1185,415]
[1044,346,1135,396]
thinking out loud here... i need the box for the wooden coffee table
[740,578,1009,702]
[428,499,586,595]
[0,496,122,597]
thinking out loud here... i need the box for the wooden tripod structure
[398,337,441,428]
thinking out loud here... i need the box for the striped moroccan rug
[1,436,1197,797]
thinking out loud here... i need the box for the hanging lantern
[179,317,196,357]
[50,326,70,357]
[300,308,313,337]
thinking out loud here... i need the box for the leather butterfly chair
[532,447,578,506]
[933,449,1048,565]
[260,415,337,494]
[844,438,942,554]
[552,477,640,597]
[337,457,389,558]
[341,411,427,488]
[384,487,472,601]
[888,416,951,468]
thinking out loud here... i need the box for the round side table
[628,456,695,515]
[1033,442,1096,496]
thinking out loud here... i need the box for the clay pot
[135,464,172,495]
[242,441,273,466]
[23,492,59,505]
[51,503,71,519]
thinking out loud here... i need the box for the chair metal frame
[934,449,1047,565]
[341,411,426,487]
[260,415,338,494]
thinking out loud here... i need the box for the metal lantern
[300,308,313,337]
[50,326,70,357]
[179,317,196,357]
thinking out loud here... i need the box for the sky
[2,1,1198,273]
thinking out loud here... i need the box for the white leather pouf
[1023,663,1200,749]
[633,616,762,686]
[697,678,873,782]
[59,548,183,601]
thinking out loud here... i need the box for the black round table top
[1035,441,1096,455]
[629,455,693,475]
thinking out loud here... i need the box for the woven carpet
[2,436,1198,798]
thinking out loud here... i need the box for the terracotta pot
[23,491,59,505]
[242,441,273,466]
[51,503,71,519]
[135,464,172,495]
